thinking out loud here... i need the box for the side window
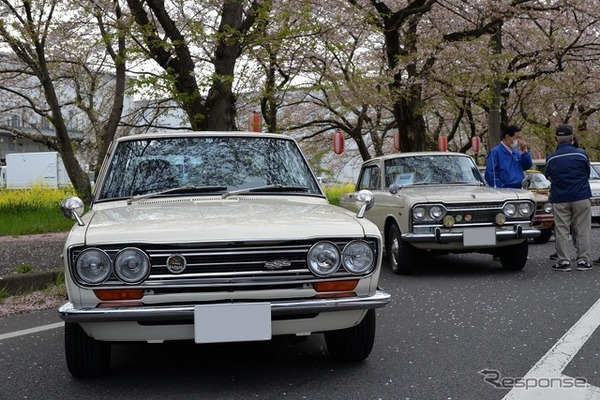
[357,166,381,190]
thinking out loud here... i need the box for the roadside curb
[0,270,62,295]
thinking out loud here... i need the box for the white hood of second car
[82,197,373,245]
[396,185,532,203]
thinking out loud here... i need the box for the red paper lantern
[333,130,345,154]
[393,130,402,151]
[250,112,261,132]
[438,134,447,152]
[471,136,481,153]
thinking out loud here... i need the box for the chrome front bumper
[402,226,540,244]
[58,289,392,323]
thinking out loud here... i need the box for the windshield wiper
[222,184,310,199]
[128,185,227,204]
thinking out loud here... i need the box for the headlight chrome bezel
[342,240,376,275]
[412,203,447,223]
[307,241,341,277]
[75,248,113,285]
[503,201,534,218]
[114,247,151,284]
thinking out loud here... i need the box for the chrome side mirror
[521,177,531,190]
[61,196,85,226]
[356,190,374,218]
[388,184,401,195]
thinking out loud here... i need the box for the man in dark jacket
[545,124,592,272]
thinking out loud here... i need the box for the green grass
[0,186,76,236]
[0,208,74,236]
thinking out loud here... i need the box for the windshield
[526,171,551,189]
[97,135,322,201]
[384,154,484,187]
[590,164,600,180]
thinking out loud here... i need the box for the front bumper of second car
[402,224,540,245]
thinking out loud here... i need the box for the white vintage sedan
[59,132,390,378]
[340,152,540,274]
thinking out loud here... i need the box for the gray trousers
[553,199,591,264]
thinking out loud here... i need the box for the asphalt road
[2,230,600,399]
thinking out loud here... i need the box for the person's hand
[518,139,528,153]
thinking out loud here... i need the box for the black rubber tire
[499,240,529,270]
[65,322,111,378]
[387,224,416,275]
[533,228,552,244]
[324,309,376,362]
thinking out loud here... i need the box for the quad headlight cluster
[307,240,376,277]
[75,247,151,285]
[412,201,535,228]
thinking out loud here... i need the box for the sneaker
[577,261,592,271]
[551,262,571,272]
[593,258,600,265]
[549,252,558,260]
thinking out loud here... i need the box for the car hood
[80,197,374,245]
[396,185,532,203]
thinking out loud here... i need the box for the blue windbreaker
[485,143,533,188]
[545,143,591,203]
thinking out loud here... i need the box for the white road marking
[0,322,63,341]
[503,296,600,399]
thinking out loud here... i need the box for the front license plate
[463,227,496,247]
[194,303,271,344]
[592,210,600,217]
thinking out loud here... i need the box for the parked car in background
[524,170,553,244]
[534,159,600,225]
[591,162,600,176]
[590,166,600,224]
[340,152,539,274]
[58,131,391,378]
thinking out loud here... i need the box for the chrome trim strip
[58,290,392,323]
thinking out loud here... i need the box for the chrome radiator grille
[68,238,379,288]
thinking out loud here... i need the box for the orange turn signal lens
[313,280,359,292]
[94,289,144,301]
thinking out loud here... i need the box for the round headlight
[430,205,445,220]
[75,248,112,284]
[114,247,151,284]
[413,206,426,220]
[342,240,375,275]
[307,242,340,276]
[544,202,553,213]
[503,203,516,216]
[518,202,533,216]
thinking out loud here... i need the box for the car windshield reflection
[384,155,485,187]
[97,135,322,201]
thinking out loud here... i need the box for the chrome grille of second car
[68,238,379,288]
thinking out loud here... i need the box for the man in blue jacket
[485,125,533,188]
[545,124,592,272]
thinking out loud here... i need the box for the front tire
[533,228,552,244]
[65,322,111,378]
[324,309,376,362]
[387,224,416,274]
[498,240,529,270]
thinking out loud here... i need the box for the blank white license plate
[463,227,496,246]
[194,303,271,344]
[593,210,600,217]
